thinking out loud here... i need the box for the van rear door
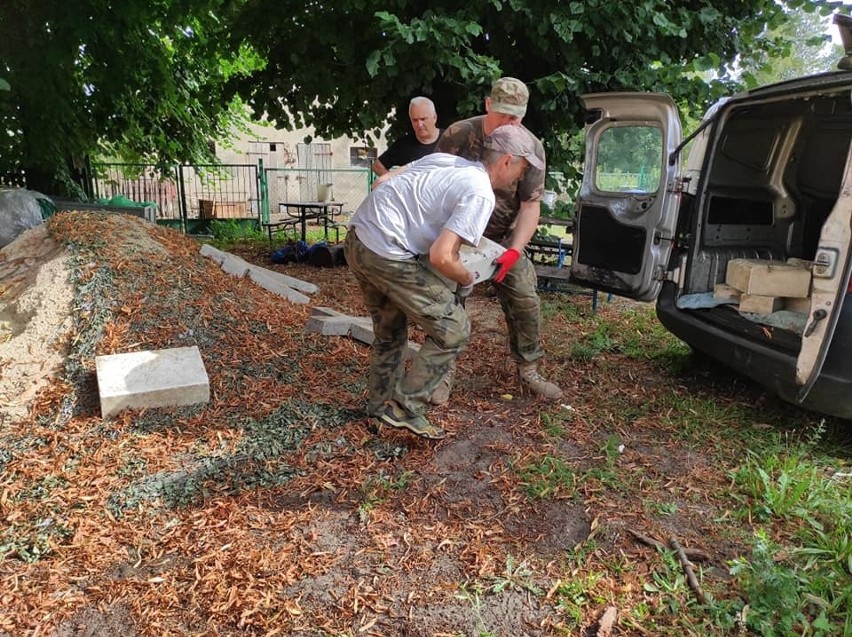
[570,93,682,301]
[796,143,852,400]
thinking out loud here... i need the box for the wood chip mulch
[0,212,786,636]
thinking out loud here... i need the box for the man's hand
[493,248,521,283]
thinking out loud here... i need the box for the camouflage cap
[490,77,529,117]
[484,125,544,170]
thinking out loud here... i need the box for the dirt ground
[0,214,839,636]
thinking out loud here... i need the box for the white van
[570,16,852,418]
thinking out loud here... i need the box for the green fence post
[258,158,269,224]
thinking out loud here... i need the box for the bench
[534,265,606,311]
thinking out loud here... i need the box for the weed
[209,219,265,245]
[571,322,617,361]
[516,454,577,500]
[455,583,497,637]
[648,501,680,517]
[726,444,851,636]
[552,571,607,628]
[487,555,543,596]
[357,469,414,523]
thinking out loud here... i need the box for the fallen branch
[669,536,708,605]
[628,528,711,562]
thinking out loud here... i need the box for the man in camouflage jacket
[434,77,563,402]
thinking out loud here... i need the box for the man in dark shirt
[372,97,442,176]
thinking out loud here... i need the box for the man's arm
[371,159,389,177]
[507,200,541,252]
[372,163,410,190]
[429,228,474,286]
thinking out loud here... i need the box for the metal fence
[89,160,373,234]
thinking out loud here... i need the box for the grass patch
[516,454,578,500]
[357,469,415,523]
[723,425,851,636]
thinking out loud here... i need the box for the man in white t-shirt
[345,125,544,439]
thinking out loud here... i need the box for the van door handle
[803,309,827,337]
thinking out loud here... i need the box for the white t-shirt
[349,153,496,260]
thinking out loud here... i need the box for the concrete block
[305,315,353,336]
[349,321,375,345]
[713,282,741,301]
[726,259,811,298]
[96,346,210,419]
[311,306,346,318]
[221,254,251,278]
[248,267,310,304]
[246,264,318,294]
[738,293,782,314]
[424,236,505,289]
[199,243,227,265]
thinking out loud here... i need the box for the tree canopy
[0,0,846,195]
[0,0,257,194]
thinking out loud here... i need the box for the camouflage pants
[344,231,471,417]
[492,250,544,364]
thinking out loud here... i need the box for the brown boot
[429,363,456,406]
[517,363,563,400]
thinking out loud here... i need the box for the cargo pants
[492,249,544,364]
[344,231,471,417]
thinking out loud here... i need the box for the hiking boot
[429,363,456,406]
[517,363,563,400]
[378,400,446,440]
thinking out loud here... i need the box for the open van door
[570,93,682,301]
[796,142,852,401]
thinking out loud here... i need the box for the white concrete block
[96,346,210,418]
[726,259,811,297]
[424,236,505,289]
[246,264,318,294]
[248,267,310,304]
[311,306,346,318]
[305,315,353,335]
[738,293,782,314]
[199,243,227,265]
[221,254,251,278]
[349,321,375,345]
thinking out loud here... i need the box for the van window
[595,125,662,194]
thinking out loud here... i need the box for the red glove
[493,248,520,283]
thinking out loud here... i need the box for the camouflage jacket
[435,115,545,242]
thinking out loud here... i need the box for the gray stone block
[305,315,353,336]
[248,268,310,304]
[199,243,227,265]
[247,264,318,294]
[221,254,251,278]
[96,346,210,419]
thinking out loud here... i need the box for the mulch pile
[0,212,754,636]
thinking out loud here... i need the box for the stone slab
[221,254,251,278]
[726,259,811,298]
[305,315,353,335]
[424,236,505,289]
[246,264,318,294]
[199,243,227,265]
[738,293,782,314]
[96,345,210,418]
[249,267,310,304]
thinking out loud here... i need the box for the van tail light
[848,278,852,294]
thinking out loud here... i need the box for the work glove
[492,248,521,283]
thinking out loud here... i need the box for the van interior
[676,85,852,353]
